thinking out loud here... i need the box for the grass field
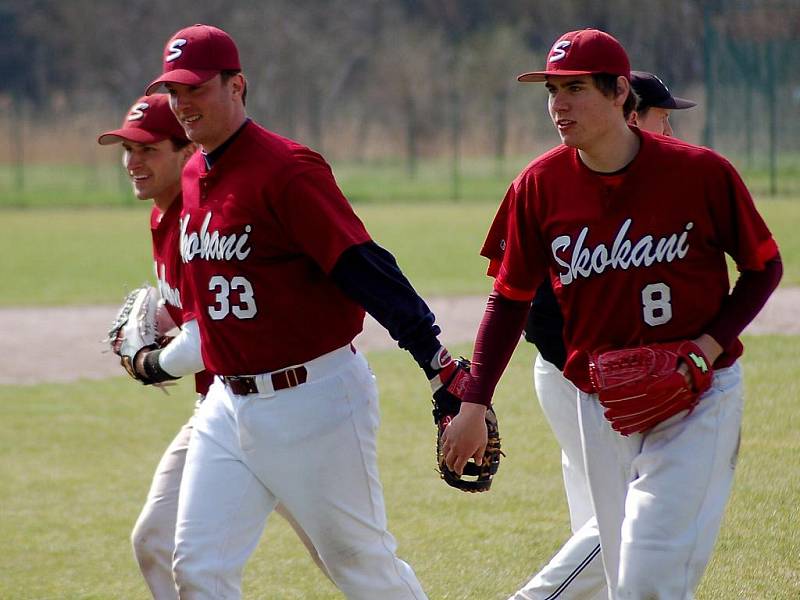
[1,178,797,597]
[0,158,527,208]
[1,196,798,307]
[1,154,799,207]
[1,337,798,599]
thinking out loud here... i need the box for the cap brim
[145,68,220,95]
[517,69,595,83]
[97,128,167,146]
[649,96,697,110]
[670,96,697,109]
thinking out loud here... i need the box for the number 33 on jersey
[177,121,372,377]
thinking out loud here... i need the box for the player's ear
[230,74,246,101]
[615,75,630,107]
[180,143,197,166]
[628,110,640,127]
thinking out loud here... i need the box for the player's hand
[441,402,488,476]
[678,334,722,385]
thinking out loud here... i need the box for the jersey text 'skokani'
[552,218,692,286]
[179,212,253,262]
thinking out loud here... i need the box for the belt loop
[255,373,276,397]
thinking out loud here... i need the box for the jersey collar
[202,118,251,170]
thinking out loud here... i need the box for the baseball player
[628,71,697,137]
[442,28,782,599]
[98,95,330,598]
[514,71,698,600]
[134,24,461,599]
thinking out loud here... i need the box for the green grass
[0,203,501,307]
[0,164,135,208]
[332,156,528,204]
[0,207,155,306]
[750,197,798,281]
[0,336,797,598]
[1,196,798,307]
[0,158,528,208]
[734,154,800,198]
[2,154,798,207]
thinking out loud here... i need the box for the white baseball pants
[132,411,197,600]
[131,400,329,599]
[509,355,606,600]
[578,362,743,599]
[172,346,427,600]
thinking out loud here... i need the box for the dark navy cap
[631,71,696,110]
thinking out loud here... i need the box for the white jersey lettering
[180,213,253,263]
[155,262,182,308]
[552,219,693,286]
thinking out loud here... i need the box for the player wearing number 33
[442,29,782,598]
[138,24,466,599]
[98,94,334,598]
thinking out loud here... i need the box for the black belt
[222,366,308,396]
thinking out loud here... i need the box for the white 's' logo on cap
[166,39,187,62]
[127,102,149,121]
[549,40,571,63]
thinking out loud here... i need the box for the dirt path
[2,289,797,385]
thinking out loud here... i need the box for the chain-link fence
[0,0,798,206]
[701,0,800,196]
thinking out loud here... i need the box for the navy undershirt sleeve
[524,279,567,370]
[331,241,441,372]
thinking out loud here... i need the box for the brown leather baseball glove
[431,355,502,492]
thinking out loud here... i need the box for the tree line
[1,0,797,167]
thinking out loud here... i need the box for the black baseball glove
[429,350,502,493]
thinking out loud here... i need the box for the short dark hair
[221,69,247,106]
[633,97,651,117]
[592,73,636,119]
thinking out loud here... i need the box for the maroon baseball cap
[631,71,696,110]
[145,24,241,95]
[518,29,630,83]
[97,94,188,145]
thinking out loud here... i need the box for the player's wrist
[692,334,723,366]
[423,345,448,382]
[426,346,460,390]
[134,347,179,385]
[457,401,487,416]
[132,346,156,377]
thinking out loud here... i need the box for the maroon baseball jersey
[151,197,213,394]
[482,129,778,392]
[179,121,371,375]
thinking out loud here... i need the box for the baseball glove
[588,340,714,436]
[106,286,167,382]
[430,353,502,493]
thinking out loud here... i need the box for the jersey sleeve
[711,156,779,270]
[480,189,512,277]
[275,163,372,273]
[481,174,549,301]
[179,266,199,323]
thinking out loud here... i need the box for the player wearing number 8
[442,28,782,598]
